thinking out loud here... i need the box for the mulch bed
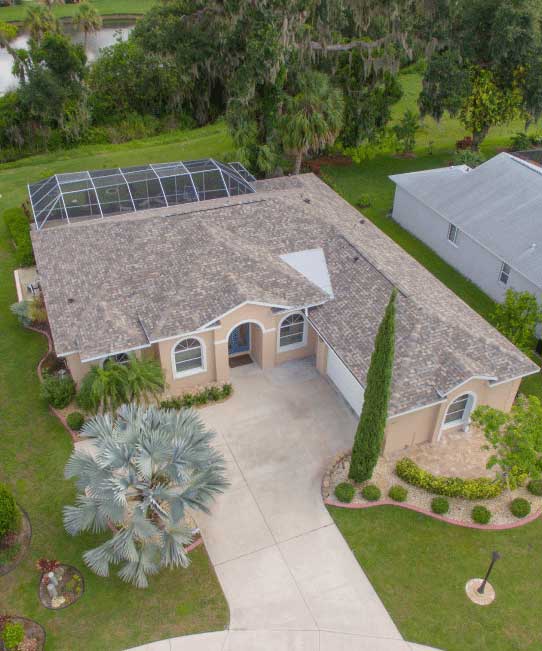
[0,617,45,651]
[304,154,352,176]
[39,564,84,610]
[0,507,32,576]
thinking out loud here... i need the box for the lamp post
[477,551,501,594]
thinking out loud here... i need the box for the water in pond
[0,20,134,95]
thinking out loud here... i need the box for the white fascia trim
[491,368,540,386]
[81,343,151,364]
[387,398,446,420]
[436,375,498,398]
[57,350,80,358]
[149,325,221,346]
[393,184,538,289]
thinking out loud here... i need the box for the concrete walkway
[127,360,443,651]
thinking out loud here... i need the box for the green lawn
[0,123,231,651]
[1,0,156,22]
[330,506,542,651]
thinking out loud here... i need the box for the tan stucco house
[29,159,539,454]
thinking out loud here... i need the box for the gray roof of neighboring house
[390,153,542,287]
[31,172,538,416]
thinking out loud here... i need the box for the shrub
[471,505,491,525]
[388,484,408,502]
[36,558,60,574]
[510,131,532,150]
[334,482,355,503]
[76,379,95,413]
[160,384,233,410]
[40,375,76,409]
[2,207,34,267]
[527,479,542,496]
[356,194,371,209]
[510,497,531,518]
[395,458,502,500]
[361,484,381,501]
[452,149,486,168]
[1,621,24,651]
[0,484,18,539]
[431,497,449,514]
[66,412,85,431]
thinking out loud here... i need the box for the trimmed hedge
[67,411,85,431]
[3,207,34,267]
[361,484,381,501]
[334,482,355,503]
[527,479,542,496]
[471,505,491,525]
[510,497,531,519]
[160,383,233,409]
[396,458,502,500]
[431,496,449,514]
[40,375,76,409]
[388,485,408,502]
[0,483,18,539]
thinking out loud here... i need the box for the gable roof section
[390,153,542,287]
[32,171,538,415]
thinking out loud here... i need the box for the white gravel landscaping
[323,452,542,527]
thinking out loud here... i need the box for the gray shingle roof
[390,153,542,287]
[31,172,538,415]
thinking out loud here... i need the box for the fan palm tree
[24,5,59,46]
[73,2,102,48]
[78,355,165,414]
[280,70,344,174]
[64,404,229,588]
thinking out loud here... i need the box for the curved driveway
[128,360,443,651]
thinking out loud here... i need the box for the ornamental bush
[471,505,491,525]
[3,207,34,267]
[0,483,18,539]
[160,384,233,410]
[388,485,408,502]
[510,497,531,518]
[1,621,25,651]
[395,458,502,500]
[40,375,76,409]
[334,482,355,503]
[527,479,542,496]
[67,412,85,431]
[431,497,449,514]
[361,484,381,502]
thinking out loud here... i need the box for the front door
[229,323,251,356]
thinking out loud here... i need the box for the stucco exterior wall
[383,376,523,455]
[392,187,541,304]
[65,353,95,386]
[158,329,217,395]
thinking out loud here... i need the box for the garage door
[326,347,364,415]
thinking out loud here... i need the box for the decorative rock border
[323,450,542,531]
[39,564,85,610]
[0,506,32,576]
[0,616,46,651]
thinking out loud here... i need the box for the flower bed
[0,506,31,577]
[160,383,233,409]
[0,616,45,651]
[38,563,84,610]
[323,452,542,528]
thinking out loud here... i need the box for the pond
[0,19,135,95]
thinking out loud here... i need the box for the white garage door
[326,347,364,415]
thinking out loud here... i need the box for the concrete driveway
[130,359,442,651]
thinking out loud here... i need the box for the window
[444,393,473,426]
[447,224,459,245]
[499,262,511,285]
[173,338,204,376]
[103,353,129,367]
[279,313,306,350]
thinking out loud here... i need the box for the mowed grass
[0,123,231,651]
[329,506,542,651]
[1,0,156,22]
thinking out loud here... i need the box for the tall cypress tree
[349,289,397,482]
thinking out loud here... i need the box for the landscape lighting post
[477,551,501,594]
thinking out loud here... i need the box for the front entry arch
[227,321,265,368]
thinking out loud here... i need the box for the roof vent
[304,198,311,204]
[359,218,365,224]
[353,255,360,262]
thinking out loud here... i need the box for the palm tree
[64,404,228,587]
[73,2,102,49]
[280,70,344,175]
[24,5,59,46]
[77,355,166,414]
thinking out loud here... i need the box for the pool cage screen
[28,159,257,230]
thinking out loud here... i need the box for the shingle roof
[390,153,542,287]
[31,171,538,415]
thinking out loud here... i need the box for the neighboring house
[29,158,538,455]
[390,152,542,304]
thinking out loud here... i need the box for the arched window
[278,313,306,350]
[173,338,204,376]
[444,393,475,427]
[103,352,129,368]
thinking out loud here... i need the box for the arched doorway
[227,321,264,368]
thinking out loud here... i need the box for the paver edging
[324,496,542,530]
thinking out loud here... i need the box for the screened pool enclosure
[28,159,257,230]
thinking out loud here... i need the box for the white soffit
[280,248,334,298]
